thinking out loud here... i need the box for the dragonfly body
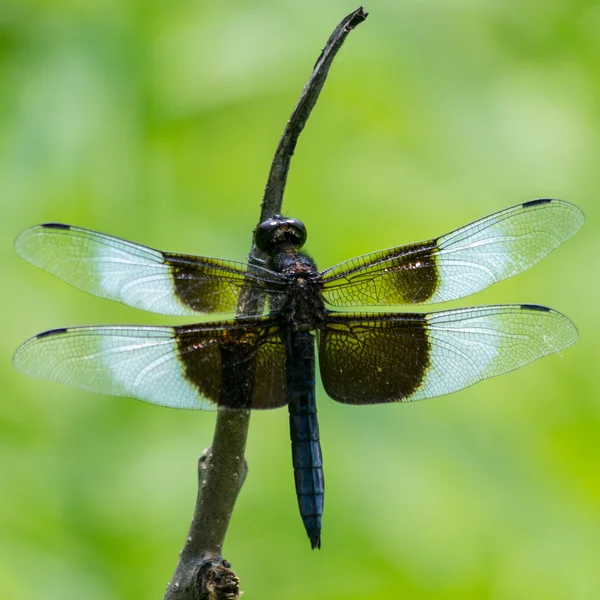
[256,216,328,549]
[14,199,584,548]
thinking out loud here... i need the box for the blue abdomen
[286,330,324,549]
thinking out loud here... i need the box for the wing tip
[522,198,585,232]
[15,223,72,262]
[13,327,73,374]
[519,303,579,349]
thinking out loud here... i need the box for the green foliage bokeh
[1,1,599,599]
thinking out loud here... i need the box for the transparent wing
[321,199,584,307]
[319,304,578,404]
[16,223,287,316]
[13,318,288,410]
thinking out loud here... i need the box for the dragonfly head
[255,215,307,253]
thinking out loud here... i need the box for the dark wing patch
[321,240,438,306]
[319,312,429,404]
[165,253,286,315]
[176,318,288,410]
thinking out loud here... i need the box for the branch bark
[164,7,367,599]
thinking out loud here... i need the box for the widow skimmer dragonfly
[14,198,583,549]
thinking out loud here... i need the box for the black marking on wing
[521,303,551,312]
[522,198,552,208]
[320,239,439,306]
[41,223,71,230]
[164,253,286,315]
[175,318,288,410]
[319,313,430,404]
[36,327,68,339]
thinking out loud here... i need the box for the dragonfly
[13,198,583,549]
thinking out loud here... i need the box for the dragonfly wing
[319,305,578,404]
[16,223,286,316]
[321,199,583,307]
[14,317,288,410]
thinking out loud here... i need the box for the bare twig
[164,7,367,599]
[260,6,369,224]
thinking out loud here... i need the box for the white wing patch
[430,200,584,303]
[16,225,201,316]
[13,326,214,410]
[409,305,578,401]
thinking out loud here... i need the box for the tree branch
[163,7,368,599]
[260,6,369,222]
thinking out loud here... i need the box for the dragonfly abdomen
[286,330,324,549]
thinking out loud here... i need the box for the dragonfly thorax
[268,246,326,330]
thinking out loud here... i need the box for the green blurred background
[2,1,599,598]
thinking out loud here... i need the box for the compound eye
[254,216,307,252]
[284,218,307,248]
[255,218,281,252]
